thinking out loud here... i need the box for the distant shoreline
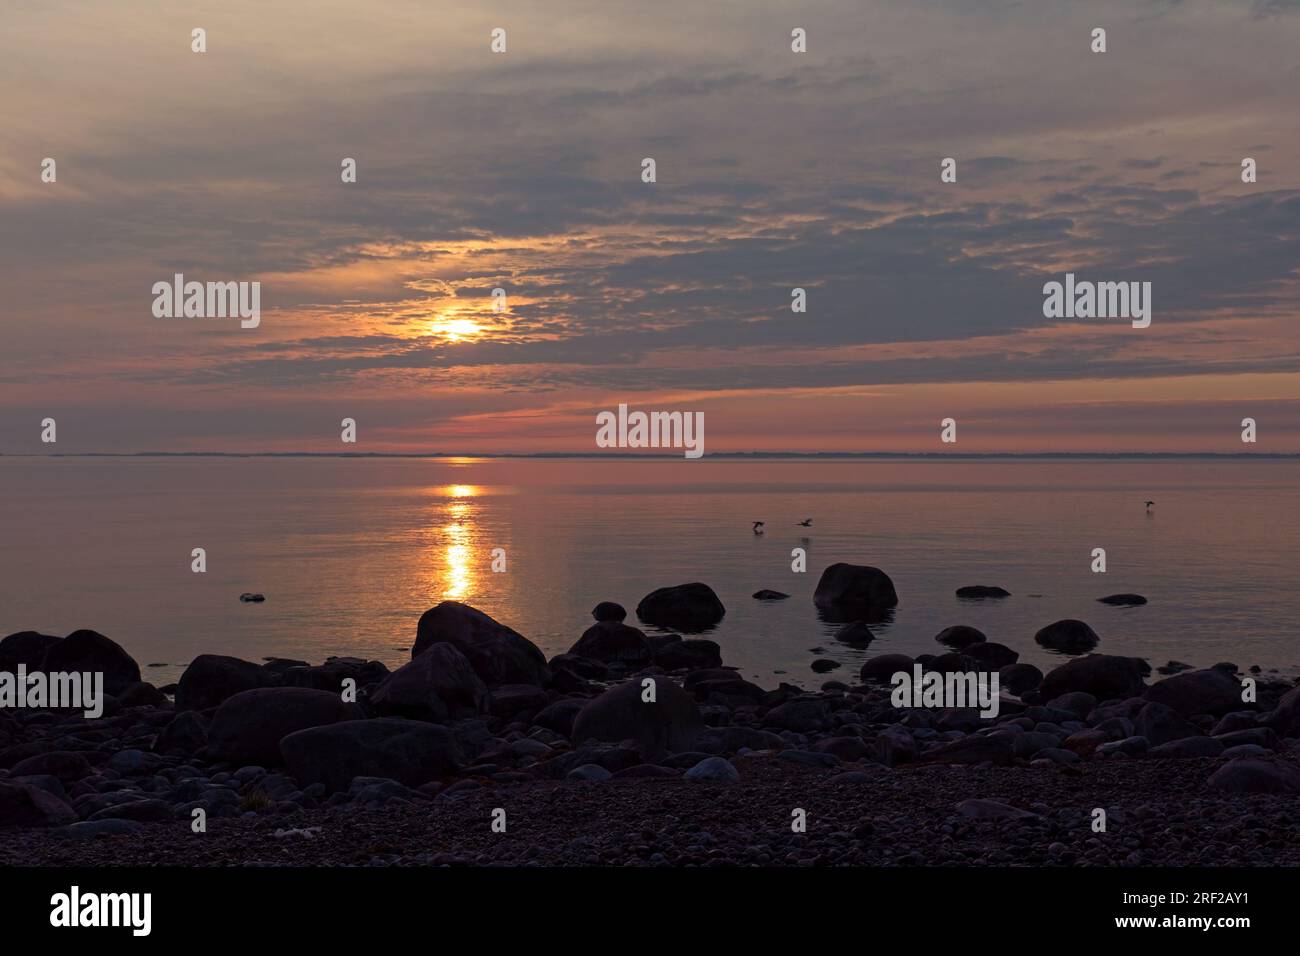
[5,452,1300,461]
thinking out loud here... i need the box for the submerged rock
[935,625,986,649]
[1034,619,1100,653]
[813,564,898,616]
[955,586,1011,599]
[635,583,726,631]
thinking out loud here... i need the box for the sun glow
[436,318,482,342]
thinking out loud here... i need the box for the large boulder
[413,602,550,687]
[0,631,63,672]
[568,621,654,667]
[635,583,726,632]
[592,601,627,623]
[1145,668,1243,717]
[1134,701,1204,746]
[39,630,140,695]
[279,718,463,793]
[652,638,723,671]
[281,657,390,693]
[1039,654,1149,702]
[207,688,361,766]
[935,625,986,649]
[860,654,914,683]
[371,644,488,722]
[1034,619,1100,653]
[571,678,705,758]
[175,654,279,711]
[1265,685,1300,735]
[999,662,1043,694]
[813,564,898,617]
[0,782,78,828]
[153,711,208,755]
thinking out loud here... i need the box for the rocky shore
[3,565,1300,866]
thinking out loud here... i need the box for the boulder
[1039,654,1148,702]
[1134,701,1203,746]
[1033,619,1100,653]
[488,684,549,719]
[684,757,740,782]
[371,644,487,721]
[118,681,168,708]
[1149,736,1224,759]
[175,654,279,711]
[813,563,898,616]
[568,621,654,667]
[652,638,722,671]
[966,642,1018,667]
[279,718,463,793]
[153,711,208,755]
[999,662,1043,695]
[534,698,587,737]
[207,688,361,766]
[762,698,831,733]
[571,678,705,757]
[1208,759,1300,794]
[1265,685,1300,736]
[281,657,390,693]
[40,630,140,695]
[955,586,1011,599]
[591,601,627,623]
[935,625,986,649]
[918,735,1014,766]
[413,602,550,687]
[0,782,77,828]
[0,631,63,672]
[1145,668,1243,717]
[9,751,94,783]
[635,583,726,631]
[860,654,913,683]
[752,589,789,600]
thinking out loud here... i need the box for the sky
[2,0,1299,454]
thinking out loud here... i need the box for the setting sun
[436,318,482,342]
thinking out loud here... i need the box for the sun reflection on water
[436,485,480,600]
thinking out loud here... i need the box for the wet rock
[1098,593,1147,606]
[935,625,986,649]
[999,663,1043,695]
[635,583,726,632]
[966,643,1018,667]
[860,654,913,683]
[955,586,1011,599]
[0,631,63,672]
[279,719,463,794]
[752,590,790,600]
[1039,654,1149,702]
[813,564,898,617]
[833,621,876,646]
[568,621,654,667]
[153,711,209,755]
[811,659,840,673]
[591,602,627,623]
[1145,668,1243,717]
[281,658,390,693]
[118,682,167,708]
[652,638,722,671]
[488,684,549,720]
[1034,619,1100,653]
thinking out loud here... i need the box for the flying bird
[1145,500,1155,511]
[752,521,765,534]
[798,518,812,527]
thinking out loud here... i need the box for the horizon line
[4,451,1299,460]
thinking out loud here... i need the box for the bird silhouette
[1145,500,1155,511]
[752,521,765,534]
[798,518,812,527]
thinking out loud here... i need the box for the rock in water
[568,621,654,667]
[955,585,1011,599]
[966,642,1018,667]
[834,621,876,646]
[40,630,140,696]
[860,653,913,683]
[239,593,266,603]
[935,625,986,649]
[279,718,463,793]
[571,678,705,758]
[175,654,279,711]
[1034,619,1100,653]
[635,583,726,631]
[813,563,898,618]
[999,662,1043,694]
[752,589,790,601]
[1098,593,1147,606]
[591,601,627,623]
[371,644,488,721]
[1039,654,1148,701]
[413,601,551,687]
[207,688,362,766]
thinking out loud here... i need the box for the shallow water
[3,455,1298,688]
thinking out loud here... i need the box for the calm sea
[3,456,1298,688]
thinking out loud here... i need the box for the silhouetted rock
[1039,654,1149,701]
[966,642,1018,667]
[591,601,626,622]
[811,659,840,673]
[833,621,875,646]
[935,625,986,649]
[153,711,208,755]
[1098,593,1147,606]
[1134,701,1203,746]
[571,678,705,758]
[239,593,265,603]
[488,684,549,719]
[1034,619,1100,653]
[9,751,93,783]
[1149,736,1224,759]
[371,644,487,721]
[281,657,390,693]
[118,682,167,708]
[752,589,789,600]
[175,654,279,711]
[207,687,360,766]
[999,662,1043,694]
[1208,759,1300,794]
[635,583,726,631]
[0,782,77,828]
[568,621,654,667]
[955,586,1011,599]
[652,638,722,671]
[39,630,140,696]
[280,718,463,793]
[813,563,898,616]
[0,632,62,672]
[413,601,550,687]
[1145,668,1243,717]
[860,654,913,683]
[919,735,1014,766]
